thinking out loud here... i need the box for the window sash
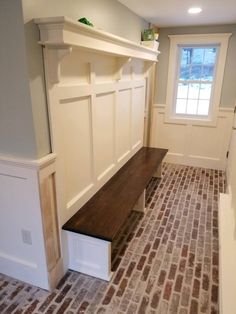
[173,45,219,118]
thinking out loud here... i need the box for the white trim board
[219,192,236,314]
[0,153,56,170]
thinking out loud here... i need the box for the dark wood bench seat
[63,147,167,280]
[63,147,167,241]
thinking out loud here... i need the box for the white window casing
[165,33,231,126]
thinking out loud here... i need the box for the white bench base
[65,188,147,280]
[153,162,162,179]
[133,189,146,213]
[66,231,113,281]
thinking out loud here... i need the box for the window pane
[188,84,200,99]
[181,48,192,66]
[176,99,187,114]
[199,84,212,99]
[190,65,202,80]
[202,65,214,81]
[180,65,190,80]
[177,83,188,98]
[204,47,217,65]
[186,99,198,114]
[192,48,204,64]
[198,100,210,115]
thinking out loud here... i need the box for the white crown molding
[34,16,159,62]
[0,153,56,170]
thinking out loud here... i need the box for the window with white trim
[166,34,231,125]
[176,45,218,116]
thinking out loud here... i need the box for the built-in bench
[63,147,167,280]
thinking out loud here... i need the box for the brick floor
[0,163,225,313]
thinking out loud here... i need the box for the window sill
[164,114,216,127]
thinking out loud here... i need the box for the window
[176,46,218,116]
[166,34,231,125]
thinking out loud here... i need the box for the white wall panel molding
[0,154,63,290]
[150,104,234,170]
[34,18,156,276]
[220,108,236,314]
[40,38,150,230]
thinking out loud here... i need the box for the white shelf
[34,16,160,62]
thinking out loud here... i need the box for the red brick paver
[0,163,224,313]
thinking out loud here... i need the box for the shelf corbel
[43,44,72,84]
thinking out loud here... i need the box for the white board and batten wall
[0,154,63,290]
[150,104,234,170]
[219,111,236,314]
[38,16,159,284]
[0,16,159,290]
[35,16,159,226]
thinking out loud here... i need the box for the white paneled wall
[219,126,236,314]
[150,105,234,170]
[44,48,146,226]
[0,155,63,290]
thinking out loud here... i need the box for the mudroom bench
[62,147,167,280]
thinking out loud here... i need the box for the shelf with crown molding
[34,16,160,62]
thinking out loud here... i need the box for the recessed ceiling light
[188,7,202,14]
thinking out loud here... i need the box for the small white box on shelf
[141,40,159,51]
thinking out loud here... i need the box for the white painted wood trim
[153,162,162,178]
[153,104,234,112]
[219,192,236,314]
[0,153,56,170]
[34,16,159,62]
[219,107,234,113]
[133,190,146,213]
[66,231,113,281]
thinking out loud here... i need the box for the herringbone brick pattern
[0,163,225,313]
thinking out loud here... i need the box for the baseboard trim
[0,251,48,289]
[164,152,224,170]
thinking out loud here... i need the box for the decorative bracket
[116,57,131,81]
[44,44,72,84]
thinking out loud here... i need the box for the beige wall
[0,0,37,158]
[22,0,148,158]
[155,24,236,108]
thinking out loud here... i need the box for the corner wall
[0,0,37,159]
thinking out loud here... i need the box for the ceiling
[118,0,236,27]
